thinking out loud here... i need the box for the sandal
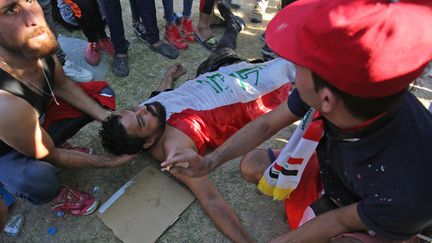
[194,32,218,51]
[51,185,98,216]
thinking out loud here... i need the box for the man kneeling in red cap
[162,0,432,242]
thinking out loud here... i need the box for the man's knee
[240,153,263,183]
[240,149,275,183]
[14,163,60,204]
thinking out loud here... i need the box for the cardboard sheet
[98,166,195,243]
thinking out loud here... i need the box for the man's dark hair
[100,115,148,155]
[311,73,405,120]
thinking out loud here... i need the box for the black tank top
[0,57,56,155]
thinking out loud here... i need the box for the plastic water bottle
[4,214,24,237]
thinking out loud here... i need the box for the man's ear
[319,87,339,113]
[142,137,156,149]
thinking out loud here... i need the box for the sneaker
[60,142,94,154]
[261,44,279,60]
[84,42,101,66]
[51,185,98,216]
[250,0,268,23]
[217,1,246,33]
[164,24,188,50]
[132,21,147,42]
[112,54,129,77]
[63,59,93,82]
[99,38,115,56]
[181,18,195,43]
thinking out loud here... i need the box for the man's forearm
[207,115,285,170]
[45,148,118,169]
[54,80,110,122]
[272,204,367,243]
[203,196,253,243]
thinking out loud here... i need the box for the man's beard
[145,101,167,133]
[1,25,58,59]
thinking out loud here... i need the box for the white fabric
[142,58,296,120]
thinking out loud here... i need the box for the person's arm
[0,95,135,168]
[160,131,253,242]
[270,203,367,243]
[177,174,253,243]
[162,99,300,177]
[51,56,111,122]
[0,200,7,231]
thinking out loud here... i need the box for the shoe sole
[82,200,99,216]
[217,2,246,32]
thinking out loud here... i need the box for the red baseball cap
[266,0,432,98]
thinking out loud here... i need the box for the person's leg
[250,0,269,23]
[129,0,140,22]
[240,148,278,182]
[180,0,195,43]
[103,0,129,76]
[162,0,188,50]
[103,0,128,54]
[214,1,244,51]
[137,0,160,45]
[0,152,60,204]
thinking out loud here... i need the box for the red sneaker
[164,24,188,50]
[84,42,101,66]
[60,142,94,154]
[181,18,195,43]
[51,185,98,216]
[99,38,115,56]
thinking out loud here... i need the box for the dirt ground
[2,0,432,242]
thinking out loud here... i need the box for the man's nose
[23,5,40,27]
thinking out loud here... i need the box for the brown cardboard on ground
[98,166,195,243]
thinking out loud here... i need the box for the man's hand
[161,148,213,177]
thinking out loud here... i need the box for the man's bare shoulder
[0,91,37,125]
[150,125,197,162]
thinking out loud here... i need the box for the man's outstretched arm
[270,203,367,243]
[162,99,300,177]
[177,173,253,243]
[159,129,252,242]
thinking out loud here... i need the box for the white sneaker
[63,59,93,82]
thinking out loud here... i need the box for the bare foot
[195,27,213,41]
[158,64,187,91]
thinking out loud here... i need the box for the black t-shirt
[288,89,432,240]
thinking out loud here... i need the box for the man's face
[118,102,166,140]
[0,0,58,59]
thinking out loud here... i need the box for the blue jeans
[162,0,193,23]
[0,87,114,204]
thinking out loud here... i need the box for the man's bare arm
[160,131,252,242]
[51,56,111,122]
[177,174,253,243]
[270,204,367,243]
[0,94,135,168]
[162,99,300,177]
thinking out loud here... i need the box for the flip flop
[194,32,218,51]
[209,16,227,28]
